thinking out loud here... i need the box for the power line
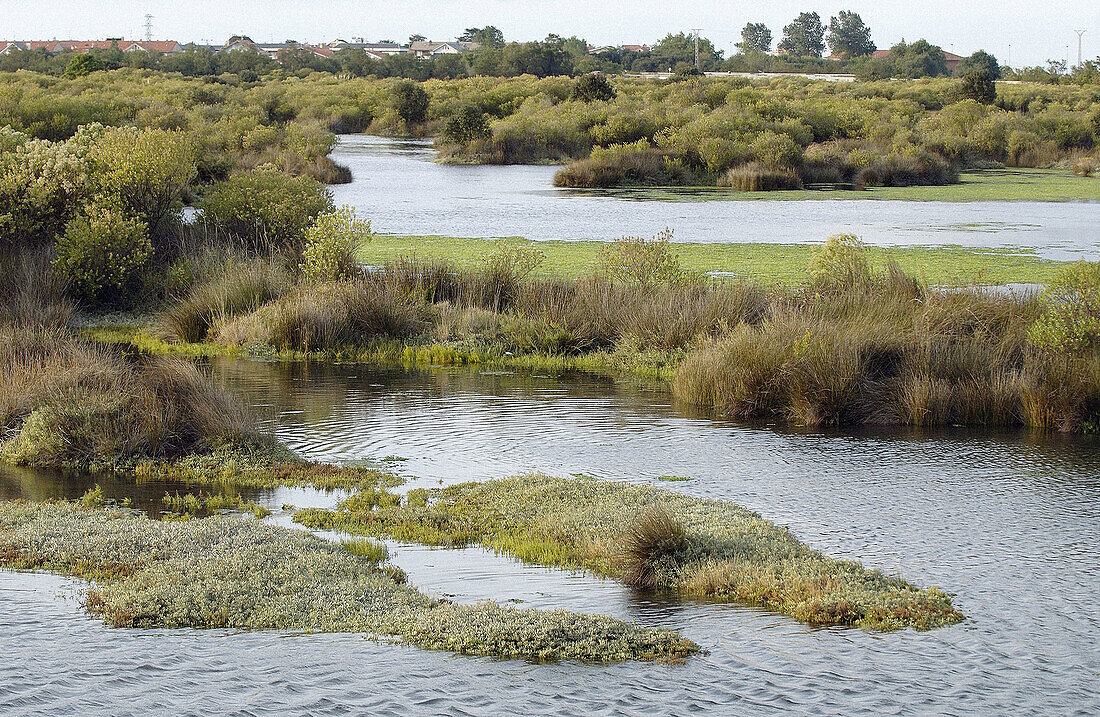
[1074,29,1086,68]
[144,14,153,42]
[689,28,702,70]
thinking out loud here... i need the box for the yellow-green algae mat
[0,500,697,663]
[296,474,964,632]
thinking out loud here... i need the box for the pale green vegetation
[294,474,963,631]
[361,233,1072,285]
[0,500,698,662]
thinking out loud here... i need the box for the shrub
[722,162,804,191]
[572,74,616,103]
[392,80,430,125]
[199,168,334,254]
[227,281,430,352]
[959,70,997,105]
[1072,156,1099,177]
[53,200,151,305]
[622,507,688,590]
[1029,261,1100,353]
[596,228,686,288]
[301,206,372,282]
[0,250,73,328]
[808,234,873,291]
[554,141,691,188]
[0,330,254,467]
[87,126,197,233]
[0,137,89,250]
[161,259,288,343]
[64,54,107,78]
[441,104,491,144]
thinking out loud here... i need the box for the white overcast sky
[1,1,1097,67]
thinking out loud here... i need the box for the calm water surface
[3,360,1099,715]
[330,135,1100,260]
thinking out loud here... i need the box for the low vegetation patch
[0,500,697,663]
[294,474,964,631]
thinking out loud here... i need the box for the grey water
[3,359,1099,715]
[330,134,1100,260]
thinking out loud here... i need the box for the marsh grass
[294,474,964,631]
[161,491,272,520]
[161,259,289,343]
[0,250,74,329]
[0,328,256,469]
[0,500,697,663]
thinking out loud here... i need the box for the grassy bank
[363,234,1071,286]
[295,474,963,631]
[0,500,698,662]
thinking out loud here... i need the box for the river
[2,360,1098,715]
[329,135,1100,261]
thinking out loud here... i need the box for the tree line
[2,18,1098,85]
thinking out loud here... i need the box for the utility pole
[144,14,153,42]
[690,28,703,70]
[1074,30,1086,68]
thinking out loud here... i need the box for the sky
[1,1,1098,67]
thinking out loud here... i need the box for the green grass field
[555,169,1100,203]
[361,234,1073,286]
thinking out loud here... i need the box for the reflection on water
[3,358,1099,714]
[330,135,1100,260]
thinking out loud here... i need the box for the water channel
[3,360,1098,714]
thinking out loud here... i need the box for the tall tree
[737,23,773,54]
[955,50,1001,79]
[459,26,505,48]
[827,11,875,58]
[778,12,826,58]
[649,32,723,71]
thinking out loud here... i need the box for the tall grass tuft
[0,328,257,468]
[161,259,289,343]
[622,506,689,590]
[721,162,804,191]
[0,250,73,329]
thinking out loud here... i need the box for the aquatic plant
[294,474,965,631]
[0,500,698,663]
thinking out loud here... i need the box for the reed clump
[674,239,1100,432]
[721,162,804,192]
[0,328,256,469]
[0,500,699,663]
[294,474,964,631]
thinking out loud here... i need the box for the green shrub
[0,136,89,249]
[87,126,197,233]
[596,228,686,288]
[959,70,997,105]
[440,104,491,144]
[53,200,151,305]
[392,81,430,125]
[572,74,616,102]
[722,162,804,191]
[808,234,873,291]
[1029,261,1100,353]
[199,168,334,253]
[301,206,372,282]
[64,54,107,79]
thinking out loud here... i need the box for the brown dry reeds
[721,162,804,192]
[0,328,255,468]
